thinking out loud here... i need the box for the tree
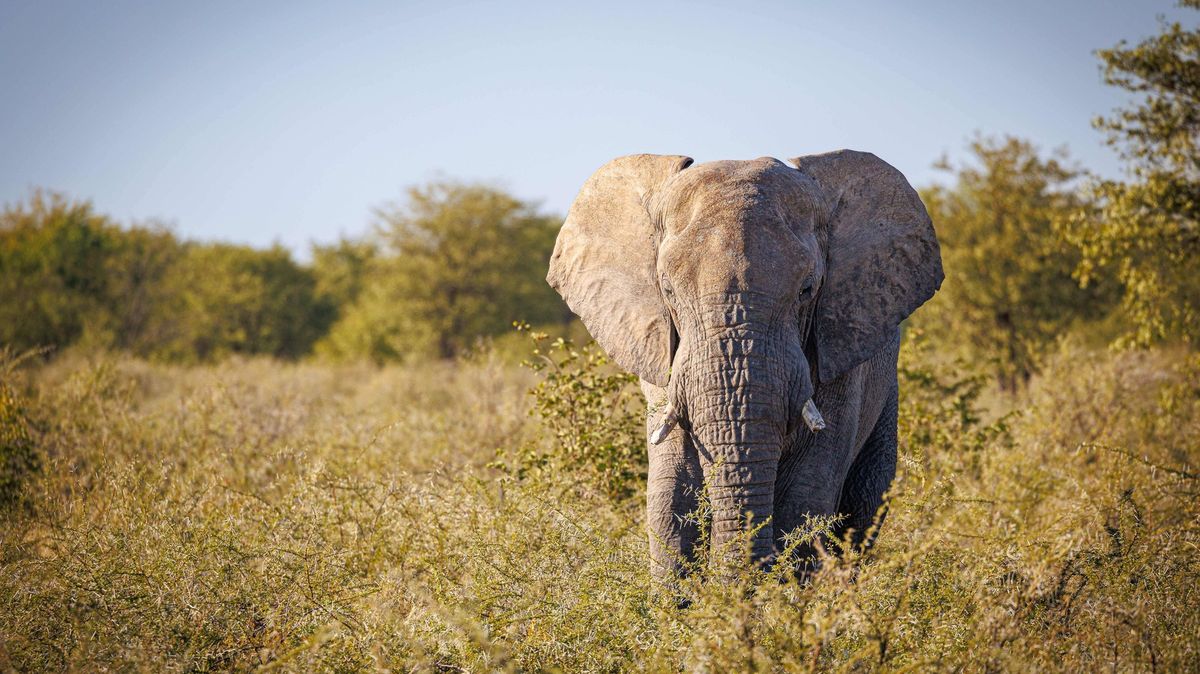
[310,237,376,316]
[0,191,125,352]
[149,243,334,361]
[318,181,566,362]
[0,191,335,361]
[914,137,1118,391]
[100,223,185,354]
[1061,1,1200,347]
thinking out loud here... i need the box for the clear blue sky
[1,0,1192,254]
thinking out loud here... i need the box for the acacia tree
[1062,0,1200,347]
[916,137,1117,391]
[318,181,566,362]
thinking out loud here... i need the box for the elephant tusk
[650,404,679,445]
[802,399,826,432]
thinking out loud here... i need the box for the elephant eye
[799,275,815,297]
[660,274,674,295]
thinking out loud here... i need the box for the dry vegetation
[0,333,1197,672]
[2,4,1196,671]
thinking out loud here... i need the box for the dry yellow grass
[1,337,1197,671]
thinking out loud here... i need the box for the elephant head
[547,152,942,564]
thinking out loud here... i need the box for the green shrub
[491,325,646,503]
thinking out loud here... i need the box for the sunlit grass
[1,338,1196,671]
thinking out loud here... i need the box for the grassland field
[0,335,1197,672]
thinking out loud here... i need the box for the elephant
[546,152,942,581]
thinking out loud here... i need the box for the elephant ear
[547,154,693,386]
[790,150,943,383]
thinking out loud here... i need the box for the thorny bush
[491,324,646,503]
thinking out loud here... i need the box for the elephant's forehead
[659,158,824,226]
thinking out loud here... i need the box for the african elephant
[546,152,942,580]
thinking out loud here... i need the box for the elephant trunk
[686,334,790,566]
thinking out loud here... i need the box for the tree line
[0,183,568,364]
[2,2,1196,388]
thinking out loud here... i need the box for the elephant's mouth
[649,396,825,445]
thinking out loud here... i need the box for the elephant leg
[642,382,703,585]
[834,381,898,553]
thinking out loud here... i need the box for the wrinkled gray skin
[547,152,943,581]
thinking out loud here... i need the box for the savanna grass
[0,336,1196,671]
